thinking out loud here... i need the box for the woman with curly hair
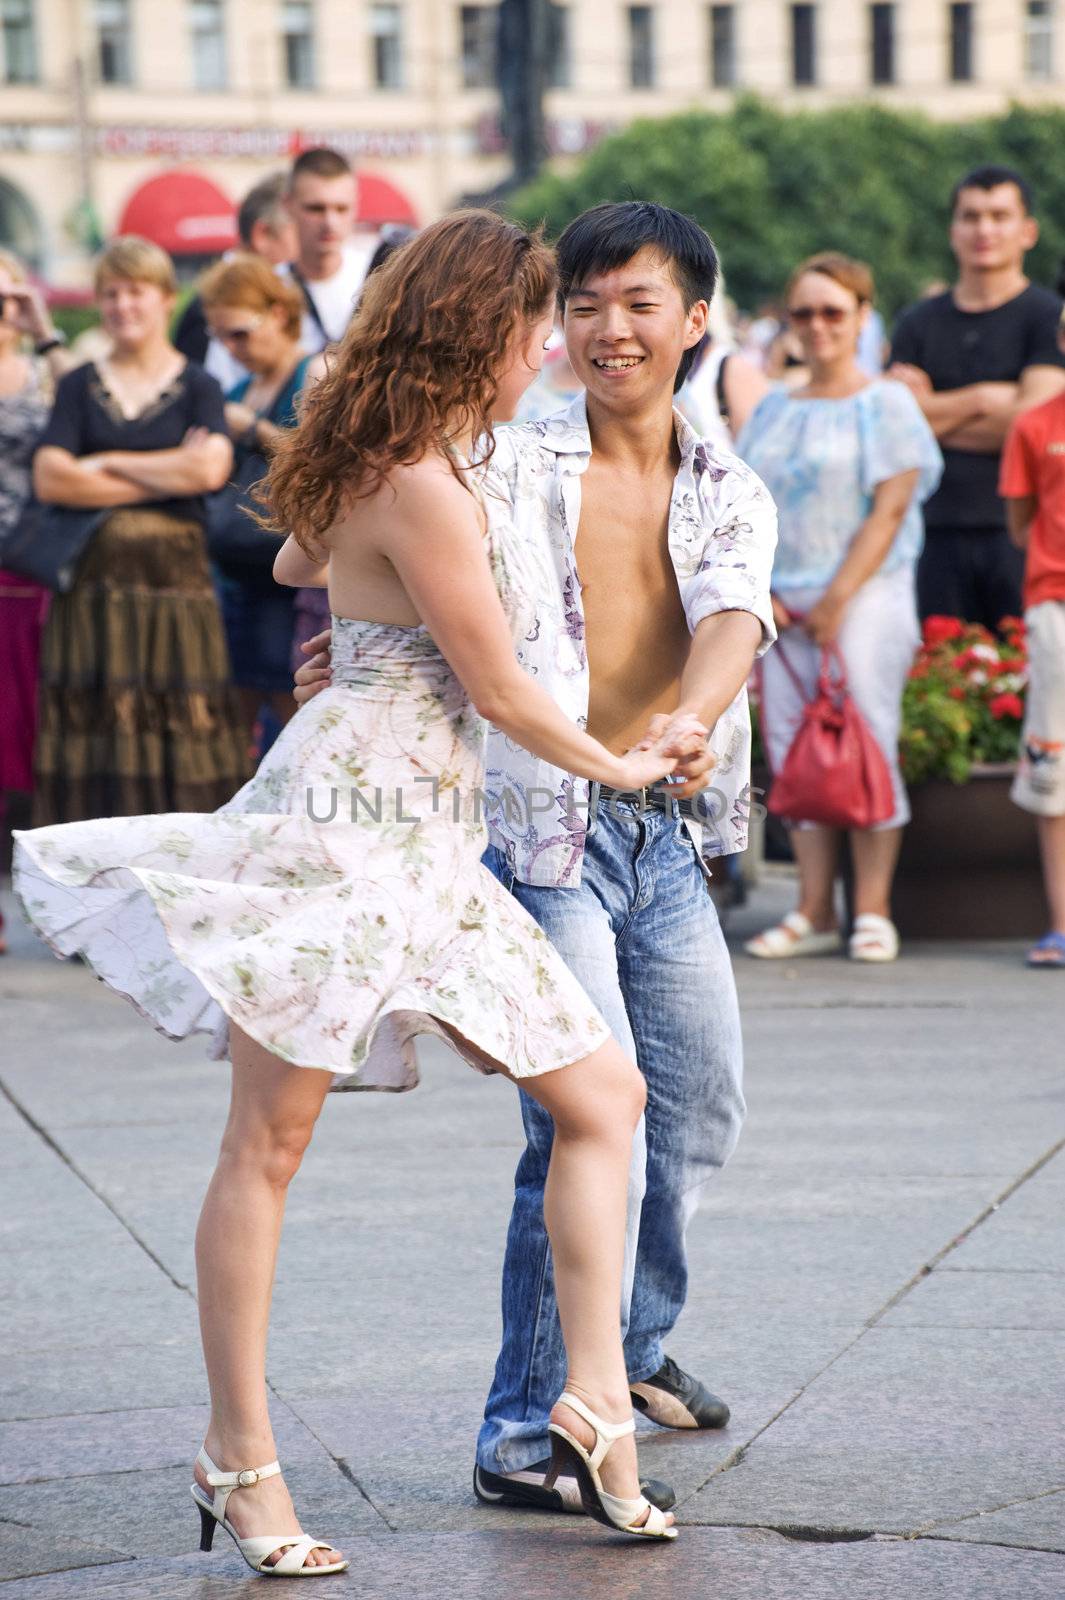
[14,211,690,1575]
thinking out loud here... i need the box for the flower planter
[891,764,1043,939]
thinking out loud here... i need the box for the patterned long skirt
[33,509,250,825]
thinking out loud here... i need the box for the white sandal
[849,913,899,963]
[544,1392,678,1540]
[744,911,843,960]
[191,1448,349,1577]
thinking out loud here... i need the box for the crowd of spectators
[1,156,1062,965]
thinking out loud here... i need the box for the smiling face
[950,183,1038,276]
[491,302,556,421]
[787,270,867,371]
[562,246,707,411]
[97,275,174,350]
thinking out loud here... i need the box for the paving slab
[926,1489,1065,1554]
[0,1402,330,1487]
[880,1266,1065,1329]
[0,1521,129,1586]
[3,1527,1065,1600]
[687,1324,1065,1534]
[3,880,1064,1596]
[0,1459,382,1562]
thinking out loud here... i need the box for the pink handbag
[764,634,896,830]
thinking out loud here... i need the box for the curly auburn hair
[264,210,557,551]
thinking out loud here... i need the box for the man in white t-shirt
[282,147,377,352]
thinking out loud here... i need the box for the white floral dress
[12,475,611,1091]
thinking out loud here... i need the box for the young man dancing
[294,202,777,1513]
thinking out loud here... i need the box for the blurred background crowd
[3,0,1065,966]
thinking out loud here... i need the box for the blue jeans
[476,801,745,1472]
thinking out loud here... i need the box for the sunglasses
[788,305,851,325]
[213,314,264,346]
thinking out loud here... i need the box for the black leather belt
[587,781,701,835]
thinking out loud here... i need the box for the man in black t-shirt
[890,165,1065,629]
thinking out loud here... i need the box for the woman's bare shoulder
[330,454,479,546]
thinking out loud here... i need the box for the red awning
[356,172,417,227]
[117,170,237,256]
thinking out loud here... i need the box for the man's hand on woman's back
[293,629,333,704]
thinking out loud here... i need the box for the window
[282,0,315,88]
[870,2,894,83]
[1,0,37,83]
[189,0,226,90]
[547,2,571,88]
[459,4,496,89]
[371,3,403,88]
[949,1,973,81]
[791,3,816,84]
[709,3,736,87]
[628,5,654,87]
[1025,0,1054,80]
[95,0,132,85]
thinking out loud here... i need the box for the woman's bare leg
[518,1038,671,1524]
[792,826,841,930]
[850,825,904,921]
[192,1026,341,1569]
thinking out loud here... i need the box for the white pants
[1012,600,1065,818]
[761,566,920,832]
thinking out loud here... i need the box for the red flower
[923,616,966,645]
[949,685,967,700]
[988,692,1024,720]
[1000,616,1026,636]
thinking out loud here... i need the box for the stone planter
[891,764,1043,939]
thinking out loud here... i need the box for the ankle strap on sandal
[196,1448,281,1490]
[556,1389,636,1462]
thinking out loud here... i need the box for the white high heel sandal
[544,1392,678,1541]
[191,1448,349,1577]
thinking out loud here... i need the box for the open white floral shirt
[483,394,778,887]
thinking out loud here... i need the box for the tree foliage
[508,97,1065,318]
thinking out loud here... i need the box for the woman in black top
[32,236,248,823]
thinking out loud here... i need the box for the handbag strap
[759,609,850,770]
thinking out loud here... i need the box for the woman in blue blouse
[738,254,942,962]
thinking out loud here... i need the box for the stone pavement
[1,871,1063,1599]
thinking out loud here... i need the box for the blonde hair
[0,248,28,284]
[199,253,304,341]
[787,251,875,307]
[94,235,178,296]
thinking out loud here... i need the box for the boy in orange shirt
[1000,306,1065,966]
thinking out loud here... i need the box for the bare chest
[574,464,686,633]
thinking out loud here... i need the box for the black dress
[33,361,249,824]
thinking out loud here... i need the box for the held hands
[617,711,714,798]
[293,628,334,704]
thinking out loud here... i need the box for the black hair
[950,165,1033,216]
[1056,255,1065,299]
[555,201,718,391]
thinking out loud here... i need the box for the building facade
[1,0,1064,283]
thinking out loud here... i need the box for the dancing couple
[15,203,776,1575]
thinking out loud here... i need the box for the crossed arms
[888,362,1065,453]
